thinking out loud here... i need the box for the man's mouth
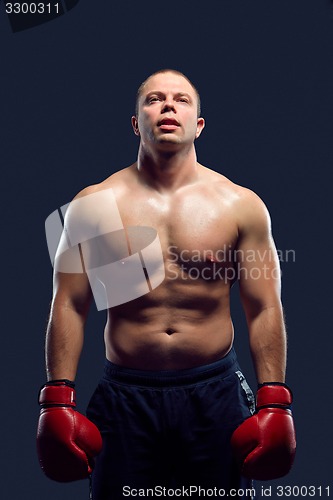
[158,118,180,130]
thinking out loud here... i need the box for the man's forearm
[45,304,85,381]
[247,304,287,384]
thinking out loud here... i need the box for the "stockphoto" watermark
[122,485,256,497]
[166,245,296,283]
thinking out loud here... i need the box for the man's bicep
[52,270,93,316]
[238,238,281,310]
[236,200,282,316]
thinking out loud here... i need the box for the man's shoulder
[200,165,270,231]
[63,165,135,227]
[73,164,135,200]
[200,165,263,202]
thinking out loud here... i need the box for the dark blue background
[1,1,332,498]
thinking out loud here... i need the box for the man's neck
[136,144,199,193]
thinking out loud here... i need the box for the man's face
[132,72,205,151]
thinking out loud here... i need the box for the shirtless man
[37,70,296,499]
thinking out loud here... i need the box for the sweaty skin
[103,165,264,370]
[102,165,237,370]
[46,71,286,383]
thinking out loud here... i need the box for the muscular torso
[83,163,243,370]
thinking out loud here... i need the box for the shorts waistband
[102,347,238,387]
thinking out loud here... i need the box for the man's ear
[195,117,205,139]
[131,116,140,136]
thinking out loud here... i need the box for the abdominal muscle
[104,277,234,370]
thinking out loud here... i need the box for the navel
[165,328,176,335]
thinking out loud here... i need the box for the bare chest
[117,190,239,266]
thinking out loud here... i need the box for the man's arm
[236,190,286,383]
[38,255,101,483]
[38,268,102,482]
[45,269,93,381]
[37,187,104,482]
[231,190,296,481]
[45,186,100,380]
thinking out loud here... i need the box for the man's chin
[155,141,184,155]
[155,134,183,147]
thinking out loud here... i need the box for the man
[37,69,296,499]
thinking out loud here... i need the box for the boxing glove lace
[37,379,103,482]
[231,383,296,480]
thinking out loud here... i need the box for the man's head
[132,69,205,151]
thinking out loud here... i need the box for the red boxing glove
[37,380,103,482]
[231,383,296,480]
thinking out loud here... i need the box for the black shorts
[86,347,255,500]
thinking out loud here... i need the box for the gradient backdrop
[1,1,332,498]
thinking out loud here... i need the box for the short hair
[135,69,201,117]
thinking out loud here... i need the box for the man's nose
[162,98,176,112]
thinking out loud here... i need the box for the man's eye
[148,96,160,103]
[178,98,189,103]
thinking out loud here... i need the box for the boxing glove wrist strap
[39,379,76,408]
[44,379,75,388]
[258,381,290,389]
[256,382,293,411]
